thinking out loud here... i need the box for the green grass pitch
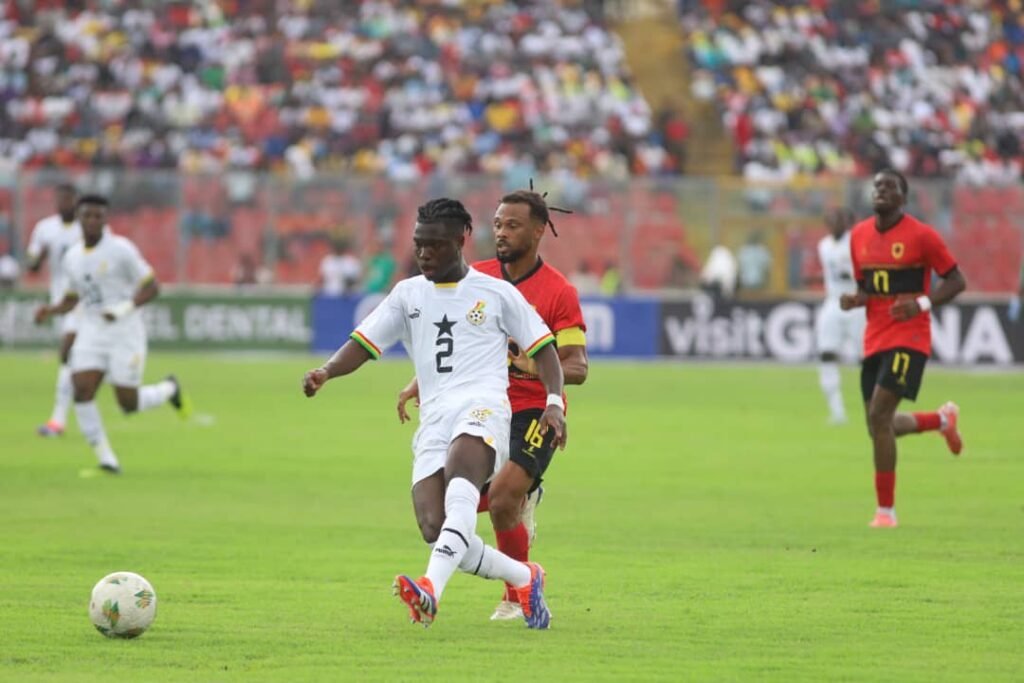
[1,352,1022,681]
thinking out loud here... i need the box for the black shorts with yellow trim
[860,347,928,403]
[508,408,557,493]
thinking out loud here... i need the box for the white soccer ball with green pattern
[89,572,157,638]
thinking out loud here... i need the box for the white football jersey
[26,214,82,303]
[353,268,554,413]
[818,231,857,300]
[62,231,154,336]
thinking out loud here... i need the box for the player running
[841,170,967,528]
[27,183,82,437]
[815,208,865,425]
[302,198,565,629]
[398,188,587,621]
[34,195,190,474]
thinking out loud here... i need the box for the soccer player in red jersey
[841,170,967,528]
[399,189,588,619]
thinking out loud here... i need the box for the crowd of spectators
[0,0,683,179]
[682,0,1024,185]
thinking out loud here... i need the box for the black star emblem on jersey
[433,314,457,338]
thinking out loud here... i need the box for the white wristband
[915,295,932,313]
[106,300,136,319]
[546,393,565,411]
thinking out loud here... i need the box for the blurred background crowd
[0,0,1021,297]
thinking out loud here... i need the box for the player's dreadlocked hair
[878,167,909,196]
[416,197,473,235]
[499,179,573,237]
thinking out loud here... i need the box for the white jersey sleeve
[26,219,49,261]
[496,282,555,358]
[61,248,81,298]
[351,282,408,359]
[117,238,155,290]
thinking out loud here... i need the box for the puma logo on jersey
[408,308,420,319]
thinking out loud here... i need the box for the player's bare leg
[865,386,901,527]
[487,460,535,620]
[72,370,120,474]
[113,378,181,415]
[38,332,76,437]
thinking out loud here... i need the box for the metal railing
[2,170,1020,294]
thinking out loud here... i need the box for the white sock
[74,401,119,469]
[138,380,175,412]
[459,534,531,588]
[425,477,492,601]
[818,363,845,420]
[877,506,896,517]
[49,364,73,426]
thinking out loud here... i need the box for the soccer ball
[89,572,157,638]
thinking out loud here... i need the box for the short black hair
[877,168,909,196]
[501,190,551,226]
[416,197,473,235]
[77,194,110,208]
[499,185,572,237]
[55,183,77,194]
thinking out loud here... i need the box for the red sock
[477,491,489,514]
[875,471,896,508]
[495,524,530,599]
[912,412,942,432]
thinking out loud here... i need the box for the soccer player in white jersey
[302,198,565,630]
[815,208,866,424]
[26,183,82,437]
[34,195,190,474]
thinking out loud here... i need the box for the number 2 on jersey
[435,338,454,373]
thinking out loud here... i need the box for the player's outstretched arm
[303,339,373,397]
[34,292,79,324]
[532,344,567,450]
[397,376,419,424]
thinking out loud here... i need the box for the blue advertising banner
[578,297,660,358]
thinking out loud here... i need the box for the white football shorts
[70,327,148,387]
[815,299,866,358]
[410,393,512,486]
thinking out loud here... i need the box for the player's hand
[302,367,329,397]
[538,405,567,450]
[33,305,51,325]
[890,297,922,321]
[397,379,420,424]
[839,293,864,311]
[508,340,539,376]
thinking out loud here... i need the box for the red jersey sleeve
[552,283,586,334]
[922,227,957,276]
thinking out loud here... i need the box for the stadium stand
[681,0,1024,184]
[0,0,678,178]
